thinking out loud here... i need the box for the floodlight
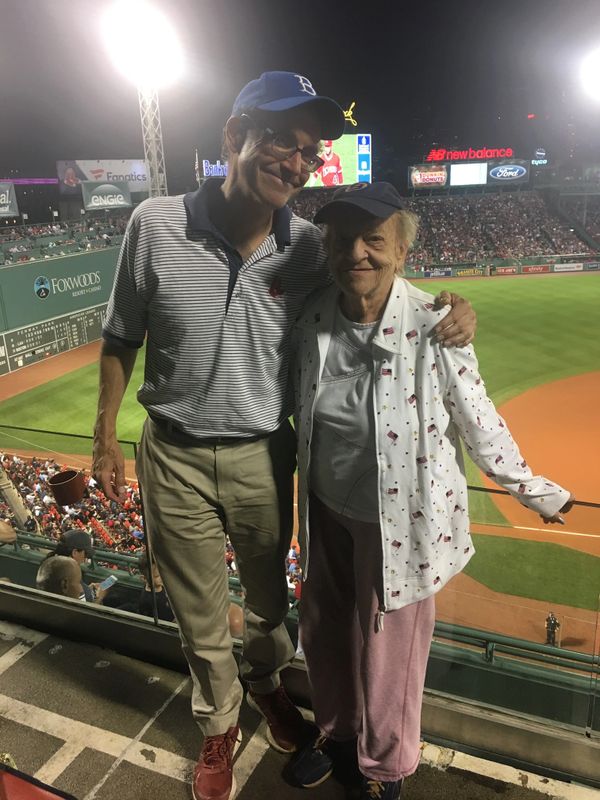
[101,1,183,90]
[580,48,600,102]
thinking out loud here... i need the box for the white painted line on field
[511,525,600,538]
[231,724,270,798]
[0,621,47,675]
[475,522,600,539]
[422,742,600,799]
[83,675,190,799]
[35,742,85,784]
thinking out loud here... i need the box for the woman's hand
[541,494,576,525]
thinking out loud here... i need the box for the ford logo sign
[489,164,527,180]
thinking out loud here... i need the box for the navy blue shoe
[360,776,403,799]
[289,733,333,788]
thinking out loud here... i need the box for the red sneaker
[247,686,315,753]
[192,725,241,800]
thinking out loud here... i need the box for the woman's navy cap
[232,71,345,139]
[314,182,406,224]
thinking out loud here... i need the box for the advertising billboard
[57,159,148,195]
[488,160,530,185]
[450,163,488,187]
[425,146,514,162]
[409,164,448,189]
[82,181,132,211]
[0,182,19,217]
[306,133,372,187]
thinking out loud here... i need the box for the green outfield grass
[466,534,600,611]
[2,273,598,441]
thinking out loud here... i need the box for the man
[313,140,343,186]
[36,556,82,600]
[92,72,476,800]
[545,611,560,646]
[52,529,95,601]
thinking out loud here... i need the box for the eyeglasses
[241,113,325,173]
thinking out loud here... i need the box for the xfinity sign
[82,181,132,211]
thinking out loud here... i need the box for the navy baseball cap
[314,181,406,224]
[63,529,93,557]
[232,71,345,139]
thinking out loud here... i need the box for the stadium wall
[0,249,118,374]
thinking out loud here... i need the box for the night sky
[2,0,600,194]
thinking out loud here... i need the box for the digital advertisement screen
[409,164,448,189]
[306,133,372,187]
[450,162,488,187]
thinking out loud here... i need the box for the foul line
[474,521,600,539]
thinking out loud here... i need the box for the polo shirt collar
[184,177,292,252]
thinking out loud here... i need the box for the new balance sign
[82,181,132,210]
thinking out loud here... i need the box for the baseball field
[1,272,599,649]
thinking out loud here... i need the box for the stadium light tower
[101,1,184,196]
[580,47,600,103]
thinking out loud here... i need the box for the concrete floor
[0,621,597,800]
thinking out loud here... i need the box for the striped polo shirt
[103,179,329,437]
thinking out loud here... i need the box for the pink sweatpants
[300,495,436,782]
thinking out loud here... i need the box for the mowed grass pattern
[2,273,598,441]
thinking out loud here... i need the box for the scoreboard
[0,304,106,375]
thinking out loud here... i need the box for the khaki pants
[137,417,297,735]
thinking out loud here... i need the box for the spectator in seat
[137,550,174,622]
[36,556,82,600]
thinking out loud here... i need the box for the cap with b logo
[232,71,345,139]
[314,182,406,224]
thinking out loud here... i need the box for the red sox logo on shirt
[268,277,285,298]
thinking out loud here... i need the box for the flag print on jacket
[293,276,570,611]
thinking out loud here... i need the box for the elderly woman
[290,182,573,800]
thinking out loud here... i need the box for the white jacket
[293,277,569,611]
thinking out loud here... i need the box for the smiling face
[327,210,407,314]
[227,106,322,209]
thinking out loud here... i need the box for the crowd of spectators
[0,452,145,555]
[288,189,595,266]
[561,196,600,244]
[3,191,594,269]
[403,193,593,266]
[0,213,130,265]
[288,187,334,221]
